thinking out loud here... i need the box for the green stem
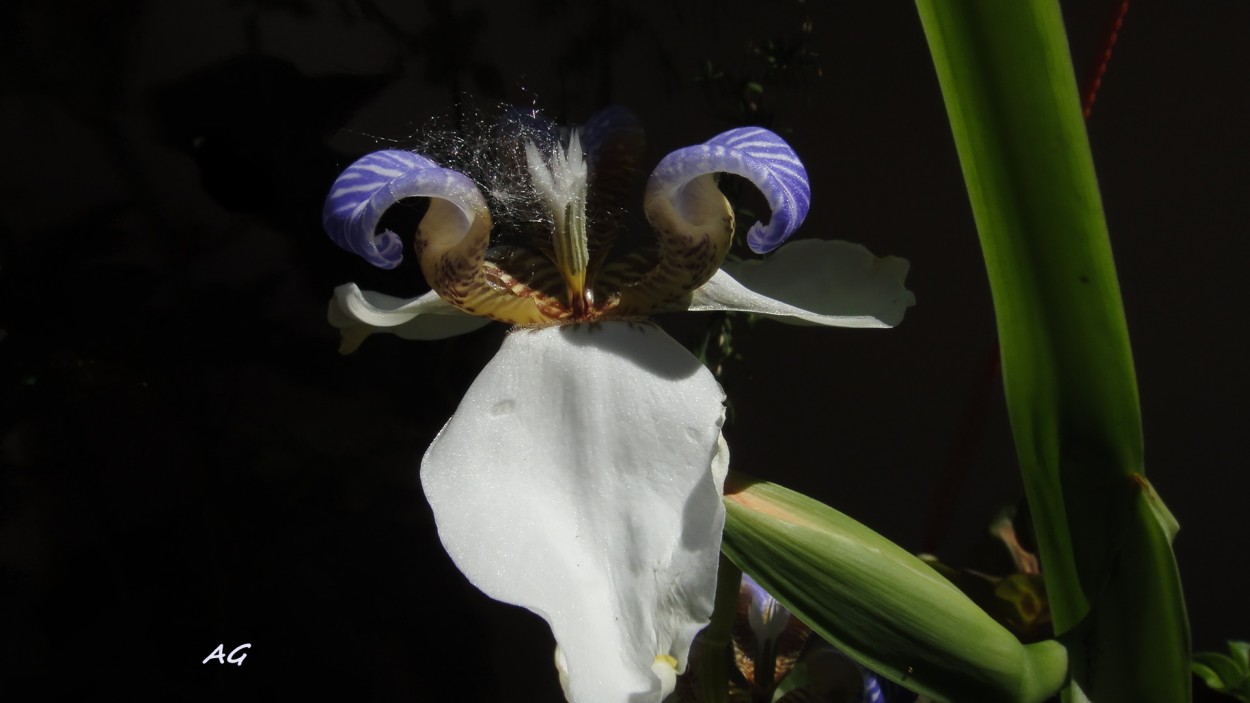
[697,556,741,703]
[912,1,1190,700]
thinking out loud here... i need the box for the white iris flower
[321,108,913,702]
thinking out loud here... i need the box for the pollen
[651,653,679,695]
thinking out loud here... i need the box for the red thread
[1082,0,1131,119]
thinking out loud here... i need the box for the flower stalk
[914,0,1190,699]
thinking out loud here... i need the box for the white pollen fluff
[525,132,588,222]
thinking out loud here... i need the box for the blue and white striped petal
[860,667,921,703]
[741,573,792,645]
[646,127,810,254]
[859,668,885,703]
[322,149,488,269]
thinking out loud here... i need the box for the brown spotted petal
[323,149,564,325]
[611,168,732,317]
[613,127,812,317]
[581,107,646,270]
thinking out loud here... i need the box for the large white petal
[684,239,915,328]
[421,322,728,703]
[327,283,491,353]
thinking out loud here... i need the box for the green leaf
[1191,655,1241,693]
[1231,642,1250,667]
[722,473,1067,703]
[912,0,1190,700]
[1193,641,1250,701]
[1191,661,1227,692]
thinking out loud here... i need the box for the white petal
[421,322,728,703]
[327,283,491,352]
[685,239,915,328]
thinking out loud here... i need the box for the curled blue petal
[322,149,486,269]
[740,573,791,643]
[647,127,811,254]
[860,667,919,703]
[861,668,886,703]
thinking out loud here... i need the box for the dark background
[2,1,1247,700]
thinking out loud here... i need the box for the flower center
[525,132,592,318]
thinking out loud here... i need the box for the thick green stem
[696,556,741,703]
[912,1,1190,699]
